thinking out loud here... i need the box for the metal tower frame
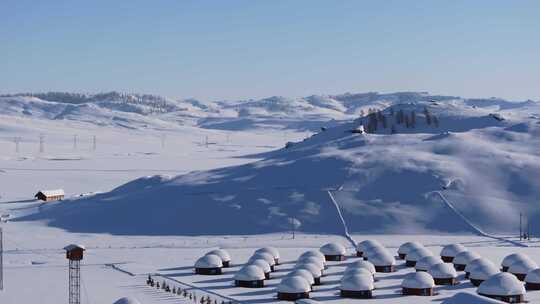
[68,259,80,304]
[0,227,3,291]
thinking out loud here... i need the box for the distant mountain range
[2,91,536,131]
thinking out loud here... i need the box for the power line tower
[64,244,85,304]
[39,134,45,153]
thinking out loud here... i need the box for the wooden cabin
[35,189,65,202]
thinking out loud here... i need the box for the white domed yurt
[288,269,315,287]
[255,247,281,265]
[295,263,323,285]
[113,297,141,304]
[320,242,347,261]
[347,260,376,276]
[501,253,531,272]
[370,250,396,273]
[405,247,433,267]
[509,258,538,281]
[428,262,458,285]
[300,250,326,261]
[207,249,232,268]
[297,255,326,272]
[398,241,423,260]
[525,268,540,290]
[356,240,382,257]
[416,256,443,272]
[477,272,526,303]
[343,267,373,280]
[401,272,435,296]
[363,246,388,261]
[234,265,266,288]
[194,254,223,275]
[276,276,311,301]
[441,292,508,304]
[440,243,466,263]
[249,259,272,279]
[465,258,495,279]
[470,263,500,287]
[340,274,374,299]
[249,252,276,271]
[453,251,480,271]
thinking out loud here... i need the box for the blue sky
[1,0,539,101]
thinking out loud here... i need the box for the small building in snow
[207,249,231,268]
[320,243,346,261]
[295,263,323,285]
[398,241,423,260]
[35,189,64,202]
[248,259,272,279]
[428,263,458,285]
[194,254,223,275]
[234,265,265,288]
[405,247,433,267]
[287,269,315,287]
[416,256,443,272]
[340,274,374,299]
[453,250,480,271]
[356,240,382,257]
[525,268,540,290]
[502,253,531,272]
[249,252,276,271]
[276,276,311,301]
[509,259,538,281]
[470,263,500,287]
[477,272,526,303]
[465,258,495,279]
[440,243,466,263]
[255,247,280,265]
[370,250,396,273]
[402,272,435,296]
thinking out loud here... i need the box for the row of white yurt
[233,247,280,288]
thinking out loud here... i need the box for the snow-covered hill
[17,97,540,236]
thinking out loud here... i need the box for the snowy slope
[17,97,540,236]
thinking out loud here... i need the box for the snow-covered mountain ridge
[18,97,540,237]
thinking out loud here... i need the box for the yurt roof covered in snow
[112,297,141,304]
[416,256,443,271]
[398,241,423,255]
[207,249,231,262]
[369,250,396,266]
[295,299,320,304]
[249,259,271,273]
[470,264,500,281]
[344,267,373,277]
[478,272,526,296]
[429,263,458,279]
[441,292,506,304]
[288,269,315,285]
[364,246,389,259]
[407,247,433,262]
[340,274,374,291]
[277,276,311,293]
[348,260,376,274]
[402,272,435,289]
[509,258,538,275]
[195,254,223,268]
[465,258,494,273]
[453,251,480,265]
[357,240,382,252]
[234,265,265,281]
[440,244,467,257]
[256,247,280,259]
[250,252,275,266]
[297,256,325,269]
[295,263,322,278]
[300,250,325,261]
[501,253,530,268]
[320,243,346,256]
[525,268,540,284]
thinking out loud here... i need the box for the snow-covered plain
[0,91,539,303]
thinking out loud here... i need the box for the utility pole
[519,213,523,241]
[73,134,78,150]
[205,136,209,148]
[92,135,97,151]
[39,134,45,153]
[0,227,3,291]
[13,137,20,153]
